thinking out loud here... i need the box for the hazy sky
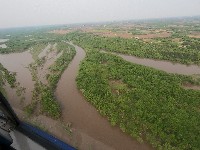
[0,0,200,28]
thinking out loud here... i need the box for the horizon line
[0,15,199,30]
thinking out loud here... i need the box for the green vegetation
[0,63,17,95]
[27,42,76,119]
[0,63,17,88]
[0,39,35,54]
[24,101,37,117]
[0,30,63,54]
[1,17,200,149]
[40,84,61,118]
[66,35,200,149]
[47,42,76,89]
[28,43,60,118]
[65,31,200,65]
[0,63,27,106]
[16,86,26,96]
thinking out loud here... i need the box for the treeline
[0,32,64,54]
[65,32,200,65]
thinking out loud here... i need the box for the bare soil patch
[84,28,171,39]
[188,32,200,38]
[95,32,133,39]
[38,44,51,58]
[82,29,134,39]
[182,83,200,90]
[134,32,171,39]
[109,80,128,95]
[49,29,72,35]
[172,38,182,43]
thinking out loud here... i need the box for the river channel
[1,43,200,149]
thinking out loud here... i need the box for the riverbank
[55,43,152,149]
[108,51,200,75]
[1,41,199,149]
[70,37,200,150]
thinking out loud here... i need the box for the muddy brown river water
[117,53,200,75]
[0,51,34,106]
[1,43,200,149]
[55,43,152,150]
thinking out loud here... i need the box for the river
[102,51,200,75]
[1,43,200,149]
[55,43,152,150]
[0,51,34,107]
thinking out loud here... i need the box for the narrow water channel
[119,54,200,75]
[102,51,200,75]
[55,43,152,150]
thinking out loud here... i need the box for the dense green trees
[67,35,200,149]
[1,20,200,149]
[65,32,200,65]
[0,32,63,54]
[40,84,61,118]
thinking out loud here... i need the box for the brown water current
[101,50,200,75]
[0,51,34,106]
[117,53,200,75]
[55,43,152,150]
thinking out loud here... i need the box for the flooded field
[0,43,152,149]
[0,51,34,106]
[1,42,199,149]
[37,44,59,84]
[0,14,199,150]
[38,44,51,58]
